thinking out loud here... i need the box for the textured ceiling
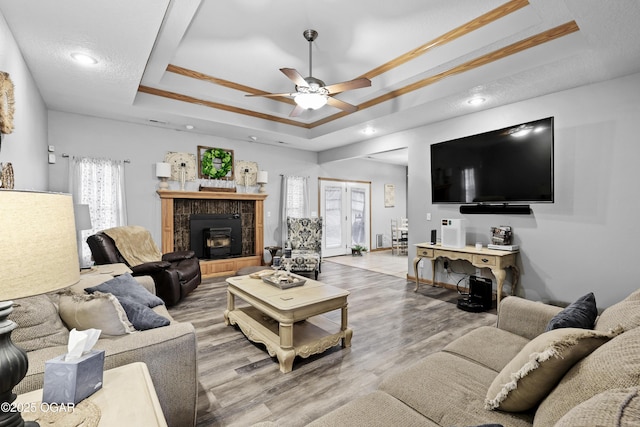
[1,0,640,164]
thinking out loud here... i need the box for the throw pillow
[85,273,169,331]
[9,294,69,352]
[595,288,640,332]
[117,297,170,330]
[485,327,620,412]
[84,273,164,308]
[58,291,134,336]
[554,388,640,427]
[545,292,597,331]
[534,326,640,426]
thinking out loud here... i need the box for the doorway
[320,178,371,257]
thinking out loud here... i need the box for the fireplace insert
[189,213,242,259]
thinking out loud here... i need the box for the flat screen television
[430,117,554,209]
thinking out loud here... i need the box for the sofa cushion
[443,326,529,372]
[554,387,640,427]
[545,292,597,331]
[595,288,640,332]
[379,352,533,427]
[9,295,69,352]
[534,326,640,426]
[307,390,438,427]
[485,327,619,412]
[58,291,134,336]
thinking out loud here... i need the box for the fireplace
[189,214,242,259]
[204,227,232,258]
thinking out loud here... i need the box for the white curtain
[280,175,309,246]
[69,156,128,267]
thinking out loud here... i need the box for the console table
[413,243,519,304]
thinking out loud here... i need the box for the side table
[16,362,167,426]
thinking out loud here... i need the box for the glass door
[320,179,370,257]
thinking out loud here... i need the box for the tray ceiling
[1,0,639,158]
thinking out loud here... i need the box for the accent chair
[285,216,322,280]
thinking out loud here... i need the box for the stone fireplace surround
[158,191,267,278]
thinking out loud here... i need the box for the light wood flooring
[168,254,497,427]
[324,249,411,279]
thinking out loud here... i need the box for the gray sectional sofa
[10,271,198,427]
[308,290,640,426]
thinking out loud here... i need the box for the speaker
[457,276,493,312]
[441,219,465,248]
[430,229,437,244]
[459,204,531,215]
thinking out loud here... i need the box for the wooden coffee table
[224,274,352,373]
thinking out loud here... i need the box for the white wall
[47,112,408,252]
[0,11,48,190]
[408,73,639,308]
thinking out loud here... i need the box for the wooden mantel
[157,190,267,278]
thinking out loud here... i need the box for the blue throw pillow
[117,297,170,330]
[545,292,598,331]
[85,273,164,308]
[85,273,169,331]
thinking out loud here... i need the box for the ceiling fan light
[294,93,327,110]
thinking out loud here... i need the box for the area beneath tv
[459,204,531,215]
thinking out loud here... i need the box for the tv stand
[460,204,531,215]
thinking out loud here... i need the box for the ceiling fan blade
[326,97,358,113]
[289,104,306,117]
[281,68,309,87]
[245,92,294,98]
[324,77,371,94]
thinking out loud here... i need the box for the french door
[320,179,371,257]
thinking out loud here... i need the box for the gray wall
[6,7,639,308]
[0,11,48,190]
[46,111,408,252]
[327,72,640,308]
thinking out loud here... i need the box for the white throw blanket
[103,225,162,266]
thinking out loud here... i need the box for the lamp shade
[257,170,268,184]
[0,190,80,300]
[74,203,92,231]
[156,162,172,178]
[294,93,327,110]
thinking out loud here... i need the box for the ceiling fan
[246,29,371,117]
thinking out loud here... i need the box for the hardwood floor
[168,255,497,427]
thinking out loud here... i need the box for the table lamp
[156,162,171,190]
[74,203,93,269]
[0,190,80,427]
[257,170,268,193]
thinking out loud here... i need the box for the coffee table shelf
[225,275,352,373]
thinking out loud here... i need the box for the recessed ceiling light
[362,127,376,135]
[70,52,98,65]
[467,97,486,106]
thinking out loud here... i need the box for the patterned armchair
[286,217,322,280]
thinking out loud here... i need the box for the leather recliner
[87,231,201,306]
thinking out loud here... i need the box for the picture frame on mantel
[197,146,235,180]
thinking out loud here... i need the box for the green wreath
[201,148,232,179]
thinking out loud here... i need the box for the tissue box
[42,350,105,404]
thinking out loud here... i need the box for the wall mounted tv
[430,117,554,214]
